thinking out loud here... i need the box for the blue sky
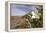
[10,4,37,16]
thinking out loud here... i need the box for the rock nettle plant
[25,6,43,28]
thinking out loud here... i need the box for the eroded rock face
[10,16,31,29]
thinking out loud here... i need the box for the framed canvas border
[8,1,45,32]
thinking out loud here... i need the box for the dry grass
[10,16,31,29]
